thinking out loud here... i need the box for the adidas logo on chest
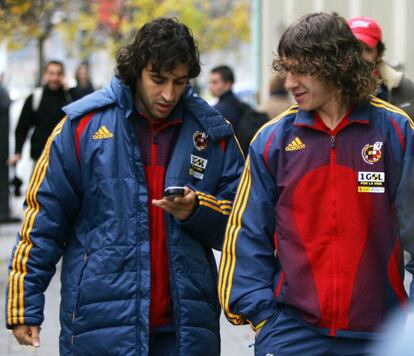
[285,137,305,151]
[93,126,113,140]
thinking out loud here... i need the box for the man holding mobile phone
[6,18,244,355]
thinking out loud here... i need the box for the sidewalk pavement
[0,223,61,356]
[0,222,254,356]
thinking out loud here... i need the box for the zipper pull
[330,135,336,148]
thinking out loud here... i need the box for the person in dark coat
[7,60,72,167]
[0,73,19,223]
[69,63,94,100]
[208,65,269,155]
[208,65,243,128]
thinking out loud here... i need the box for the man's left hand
[152,186,197,220]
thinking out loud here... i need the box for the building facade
[258,0,414,104]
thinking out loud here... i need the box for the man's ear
[224,81,233,91]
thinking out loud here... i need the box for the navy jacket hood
[64,76,233,141]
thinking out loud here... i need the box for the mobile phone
[163,186,185,200]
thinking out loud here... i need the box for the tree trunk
[36,37,45,87]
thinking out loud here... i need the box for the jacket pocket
[254,306,282,345]
[71,252,89,322]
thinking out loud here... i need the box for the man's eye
[175,80,187,86]
[152,77,165,84]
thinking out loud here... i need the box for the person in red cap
[348,16,414,117]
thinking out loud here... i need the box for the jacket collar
[135,99,184,128]
[64,76,233,141]
[183,87,233,141]
[379,61,403,91]
[218,90,235,101]
[63,77,124,120]
[293,101,371,128]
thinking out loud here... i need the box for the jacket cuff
[6,316,42,329]
[248,307,278,328]
[175,199,203,229]
[253,319,267,331]
[175,184,202,227]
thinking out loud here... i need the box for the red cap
[348,16,382,48]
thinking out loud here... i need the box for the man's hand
[12,325,41,347]
[7,153,21,166]
[152,186,197,220]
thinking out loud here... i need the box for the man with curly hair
[6,18,243,355]
[219,12,414,355]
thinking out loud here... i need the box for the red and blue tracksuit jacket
[219,97,414,339]
[6,77,244,355]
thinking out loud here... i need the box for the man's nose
[162,82,175,102]
[284,72,297,91]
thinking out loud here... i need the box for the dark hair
[116,17,200,90]
[269,73,288,96]
[210,65,235,84]
[377,41,386,58]
[75,64,91,83]
[45,60,65,74]
[274,12,377,104]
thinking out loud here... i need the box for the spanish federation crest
[361,141,383,165]
[193,131,208,151]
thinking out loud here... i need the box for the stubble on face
[135,64,190,122]
[44,64,64,91]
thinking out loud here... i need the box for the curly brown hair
[273,12,377,104]
[116,17,201,91]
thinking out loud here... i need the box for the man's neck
[45,85,62,92]
[219,90,232,100]
[316,99,350,131]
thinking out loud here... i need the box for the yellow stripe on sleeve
[8,151,48,324]
[254,319,267,331]
[197,192,231,204]
[370,97,414,129]
[199,201,231,215]
[195,192,233,216]
[218,157,252,325]
[7,118,66,325]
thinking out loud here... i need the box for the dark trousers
[0,109,10,218]
[149,331,177,356]
[255,306,372,356]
